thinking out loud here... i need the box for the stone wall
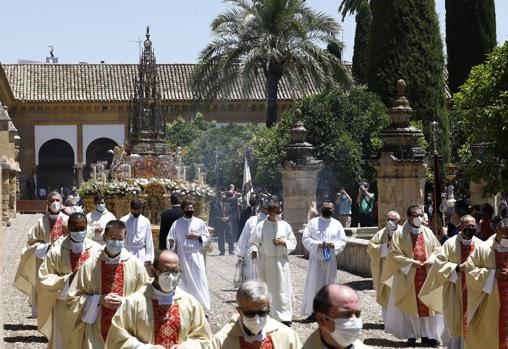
[336,237,371,278]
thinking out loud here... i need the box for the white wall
[82,124,125,161]
[35,125,77,165]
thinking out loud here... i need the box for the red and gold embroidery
[239,334,274,349]
[460,242,475,336]
[70,250,90,272]
[152,299,181,347]
[49,217,64,243]
[100,261,124,341]
[496,251,508,349]
[411,233,429,317]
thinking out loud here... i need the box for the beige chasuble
[465,235,508,349]
[64,248,150,349]
[367,226,400,309]
[419,234,479,337]
[105,285,211,349]
[381,223,441,317]
[204,315,301,349]
[14,212,68,299]
[37,236,101,348]
[302,329,372,349]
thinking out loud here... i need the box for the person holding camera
[356,184,375,227]
[335,188,352,228]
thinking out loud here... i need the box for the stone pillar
[1,167,10,227]
[279,111,322,254]
[75,162,86,185]
[370,80,427,228]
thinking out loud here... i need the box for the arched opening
[84,138,118,179]
[37,139,75,193]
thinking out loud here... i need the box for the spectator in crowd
[356,183,375,227]
[335,188,352,228]
[159,194,183,250]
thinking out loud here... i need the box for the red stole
[239,334,274,349]
[152,299,181,347]
[411,233,429,317]
[460,241,475,335]
[49,217,64,243]
[70,249,90,272]
[100,261,125,341]
[496,251,508,349]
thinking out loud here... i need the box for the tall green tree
[446,0,496,95]
[351,0,372,84]
[454,42,508,195]
[191,0,352,127]
[367,0,449,157]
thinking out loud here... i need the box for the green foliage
[166,113,216,148]
[191,0,352,127]
[255,87,389,189]
[351,0,372,85]
[446,0,497,94]
[338,0,367,20]
[453,42,508,195]
[367,0,450,159]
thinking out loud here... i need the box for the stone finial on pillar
[369,80,427,228]
[279,110,322,254]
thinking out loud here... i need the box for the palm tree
[191,0,352,127]
[338,0,366,19]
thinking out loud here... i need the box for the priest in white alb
[367,210,401,320]
[14,191,68,317]
[204,280,301,349]
[120,198,154,266]
[105,249,211,349]
[86,195,116,245]
[465,217,508,349]
[301,200,347,321]
[381,205,443,347]
[419,214,479,349]
[248,201,297,326]
[168,200,211,312]
[235,199,269,281]
[64,220,150,349]
[38,212,101,349]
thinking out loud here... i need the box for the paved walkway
[2,214,443,348]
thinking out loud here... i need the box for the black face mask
[462,227,476,239]
[321,208,333,218]
[184,210,194,218]
[132,213,141,218]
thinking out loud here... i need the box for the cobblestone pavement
[2,214,443,348]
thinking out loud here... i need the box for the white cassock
[235,212,267,281]
[120,213,154,263]
[167,216,211,311]
[301,216,347,316]
[248,219,297,322]
[86,209,116,245]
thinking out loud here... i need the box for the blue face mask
[96,203,106,212]
[70,230,87,242]
[106,240,124,255]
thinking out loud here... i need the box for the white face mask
[242,314,267,335]
[158,272,180,293]
[386,220,398,232]
[500,238,508,248]
[325,315,363,347]
[96,203,106,212]
[70,230,87,243]
[412,216,423,227]
[49,201,61,213]
[276,214,282,221]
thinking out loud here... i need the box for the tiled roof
[1,64,320,103]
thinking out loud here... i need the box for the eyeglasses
[242,309,270,318]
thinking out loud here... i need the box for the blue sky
[1,0,507,64]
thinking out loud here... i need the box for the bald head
[314,284,360,317]
[153,249,180,275]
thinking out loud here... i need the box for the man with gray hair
[204,280,301,348]
[419,214,480,349]
[367,210,401,321]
